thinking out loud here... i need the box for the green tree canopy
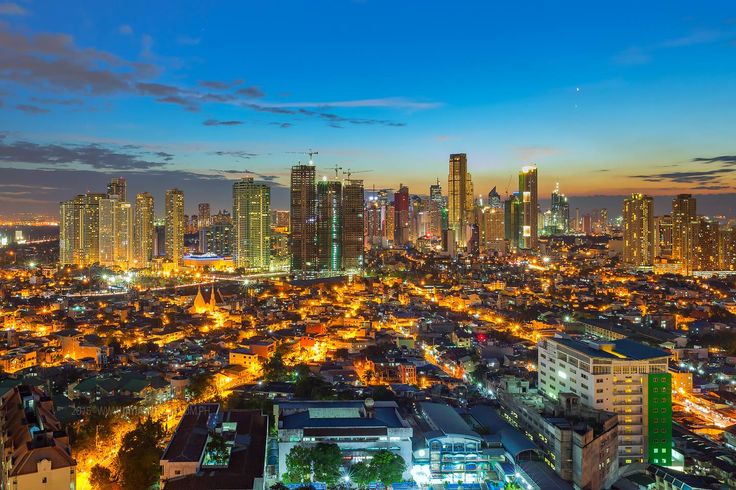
[284,443,343,485]
[284,445,314,484]
[117,418,166,490]
[263,351,289,383]
[368,450,406,486]
[89,464,114,490]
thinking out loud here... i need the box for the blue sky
[1,0,736,215]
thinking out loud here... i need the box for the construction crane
[342,169,373,180]
[330,164,343,179]
[307,148,318,164]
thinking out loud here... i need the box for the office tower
[342,179,365,272]
[290,163,318,272]
[538,336,672,467]
[582,214,592,234]
[134,192,154,267]
[693,217,719,271]
[468,224,480,255]
[488,186,502,209]
[428,181,444,240]
[107,177,127,201]
[272,210,290,230]
[574,207,581,233]
[154,223,166,257]
[316,178,343,271]
[504,193,522,250]
[448,153,469,246]
[654,215,673,259]
[549,183,569,235]
[393,184,410,246]
[198,203,211,228]
[365,198,383,248]
[201,222,234,256]
[233,178,271,271]
[623,193,654,267]
[165,188,184,266]
[385,203,395,244]
[519,165,538,249]
[480,206,505,253]
[672,194,696,272]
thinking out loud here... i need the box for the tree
[311,443,342,485]
[263,351,289,383]
[284,445,313,484]
[187,372,216,401]
[270,483,289,490]
[369,450,406,486]
[89,464,113,490]
[294,376,335,400]
[206,432,230,464]
[351,461,375,488]
[117,418,166,490]
[334,348,350,360]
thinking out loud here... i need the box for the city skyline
[2,1,736,216]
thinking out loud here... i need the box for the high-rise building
[365,198,383,249]
[538,336,672,467]
[201,222,234,256]
[98,197,132,268]
[106,176,127,201]
[672,194,696,272]
[316,178,343,272]
[290,163,318,272]
[232,178,271,271]
[721,226,736,271]
[549,183,569,235]
[393,184,410,246]
[623,193,654,267]
[59,192,105,266]
[342,179,364,272]
[198,202,211,228]
[654,215,673,259]
[448,153,469,246]
[693,217,719,271]
[428,181,444,240]
[480,206,505,253]
[504,193,522,251]
[165,188,185,266]
[488,186,502,209]
[519,165,538,250]
[134,192,154,267]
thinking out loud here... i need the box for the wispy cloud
[203,119,244,126]
[260,97,440,110]
[514,145,561,161]
[692,155,736,165]
[118,24,133,36]
[16,104,49,114]
[615,28,729,65]
[0,2,28,15]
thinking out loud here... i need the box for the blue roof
[468,406,539,460]
[419,403,478,438]
[279,403,403,429]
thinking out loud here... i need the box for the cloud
[692,155,736,165]
[257,97,440,110]
[203,119,244,126]
[30,97,84,106]
[199,79,244,90]
[632,168,736,184]
[0,23,159,94]
[616,29,727,65]
[176,35,201,46]
[0,3,28,15]
[236,86,265,98]
[269,122,292,128]
[210,151,259,159]
[118,24,133,36]
[16,104,49,114]
[0,138,173,170]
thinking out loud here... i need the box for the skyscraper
[342,179,364,272]
[290,163,318,272]
[165,188,184,266]
[519,165,538,249]
[428,181,444,240]
[448,153,469,246]
[233,177,271,271]
[504,193,522,250]
[198,203,211,228]
[106,177,127,201]
[549,183,569,235]
[672,194,696,273]
[59,193,105,266]
[653,215,673,259]
[316,177,343,272]
[623,193,654,267]
[693,217,719,271]
[487,186,502,209]
[393,184,410,246]
[134,192,154,267]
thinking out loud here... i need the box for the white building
[538,335,672,467]
[275,400,413,482]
